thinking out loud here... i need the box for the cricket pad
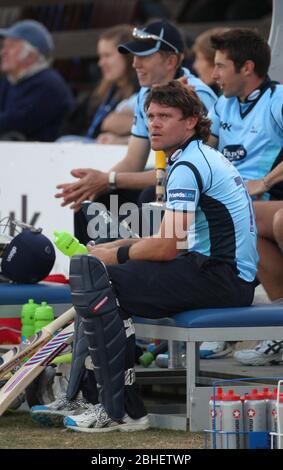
[69,255,126,420]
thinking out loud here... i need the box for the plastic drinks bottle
[155,353,169,368]
[139,341,168,367]
[209,386,223,449]
[221,389,244,449]
[21,298,39,341]
[34,302,54,333]
[53,231,88,257]
[243,389,267,448]
[268,389,283,449]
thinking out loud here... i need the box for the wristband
[109,171,117,191]
[117,245,131,264]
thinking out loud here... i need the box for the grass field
[0,411,204,449]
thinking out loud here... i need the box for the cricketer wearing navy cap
[0,19,54,58]
[56,20,217,242]
[118,21,184,56]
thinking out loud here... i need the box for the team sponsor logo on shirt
[168,188,196,202]
[222,145,247,162]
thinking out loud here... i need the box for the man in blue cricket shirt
[56,21,217,243]
[31,81,257,433]
[208,28,283,364]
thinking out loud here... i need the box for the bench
[134,304,283,431]
[1,282,283,431]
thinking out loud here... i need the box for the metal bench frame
[135,320,283,431]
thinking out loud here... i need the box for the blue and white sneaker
[234,340,283,366]
[64,403,150,433]
[30,394,90,427]
[200,341,231,359]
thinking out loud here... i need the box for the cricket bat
[0,320,74,415]
[0,306,75,380]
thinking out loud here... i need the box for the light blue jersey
[132,67,217,139]
[209,81,283,184]
[166,139,258,282]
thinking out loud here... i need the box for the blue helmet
[1,229,55,284]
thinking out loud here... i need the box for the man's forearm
[115,170,156,190]
[101,112,133,135]
[129,237,177,261]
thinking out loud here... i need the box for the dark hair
[211,28,270,77]
[144,80,211,142]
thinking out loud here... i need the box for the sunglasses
[132,27,179,54]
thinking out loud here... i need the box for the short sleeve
[131,89,149,139]
[208,100,221,137]
[166,164,200,212]
[270,89,283,134]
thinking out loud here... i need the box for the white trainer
[234,340,283,366]
[64,403,150,433]
[200,341,231,359]
[30,394,90,427]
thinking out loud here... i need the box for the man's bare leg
[254,201,283,300]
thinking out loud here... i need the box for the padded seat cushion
[0,282,71,305]
[134,304,283,328]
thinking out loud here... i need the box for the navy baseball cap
[1,229,55,284]
[0,20,54,58]
[118,21,185,57]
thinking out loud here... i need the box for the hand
[245,179,266,198]
[87,245,118,264]
[55,168,109,211]
[177,76,195,93]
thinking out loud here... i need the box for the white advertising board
[0,142,154,276]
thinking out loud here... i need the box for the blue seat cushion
[0,282,71,305]
[134,304,283,328]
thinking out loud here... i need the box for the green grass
[0,411,204,449]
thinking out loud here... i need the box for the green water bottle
[21,299,39,341]
[34,302,54,333]
[53,230,88,257]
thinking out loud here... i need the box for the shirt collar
[8,62,49,84]
[168,135,197,166]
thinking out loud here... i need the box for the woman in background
[192,27,229,95]
[59,24,138,144]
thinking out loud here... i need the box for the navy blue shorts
[107,252,255,319]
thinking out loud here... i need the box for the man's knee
[69,255,119,319]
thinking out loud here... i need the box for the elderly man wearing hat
[56,21,217,237]
[0,19,74,141]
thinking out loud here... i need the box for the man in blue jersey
[207,28,283,364]
[31,81,257,433]
[56,21,217,244]
[208,28,283,190]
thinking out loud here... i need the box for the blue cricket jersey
[132,67,217,139]
[208,81,283,185]
[166,139,259,282]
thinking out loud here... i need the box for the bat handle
[44,306,75,334]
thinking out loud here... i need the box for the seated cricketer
[31,81,258,432]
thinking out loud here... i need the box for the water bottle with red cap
[243,388,268,448]
[268,388,283,449]
[209,386,223,448]
[221,389,244,449]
